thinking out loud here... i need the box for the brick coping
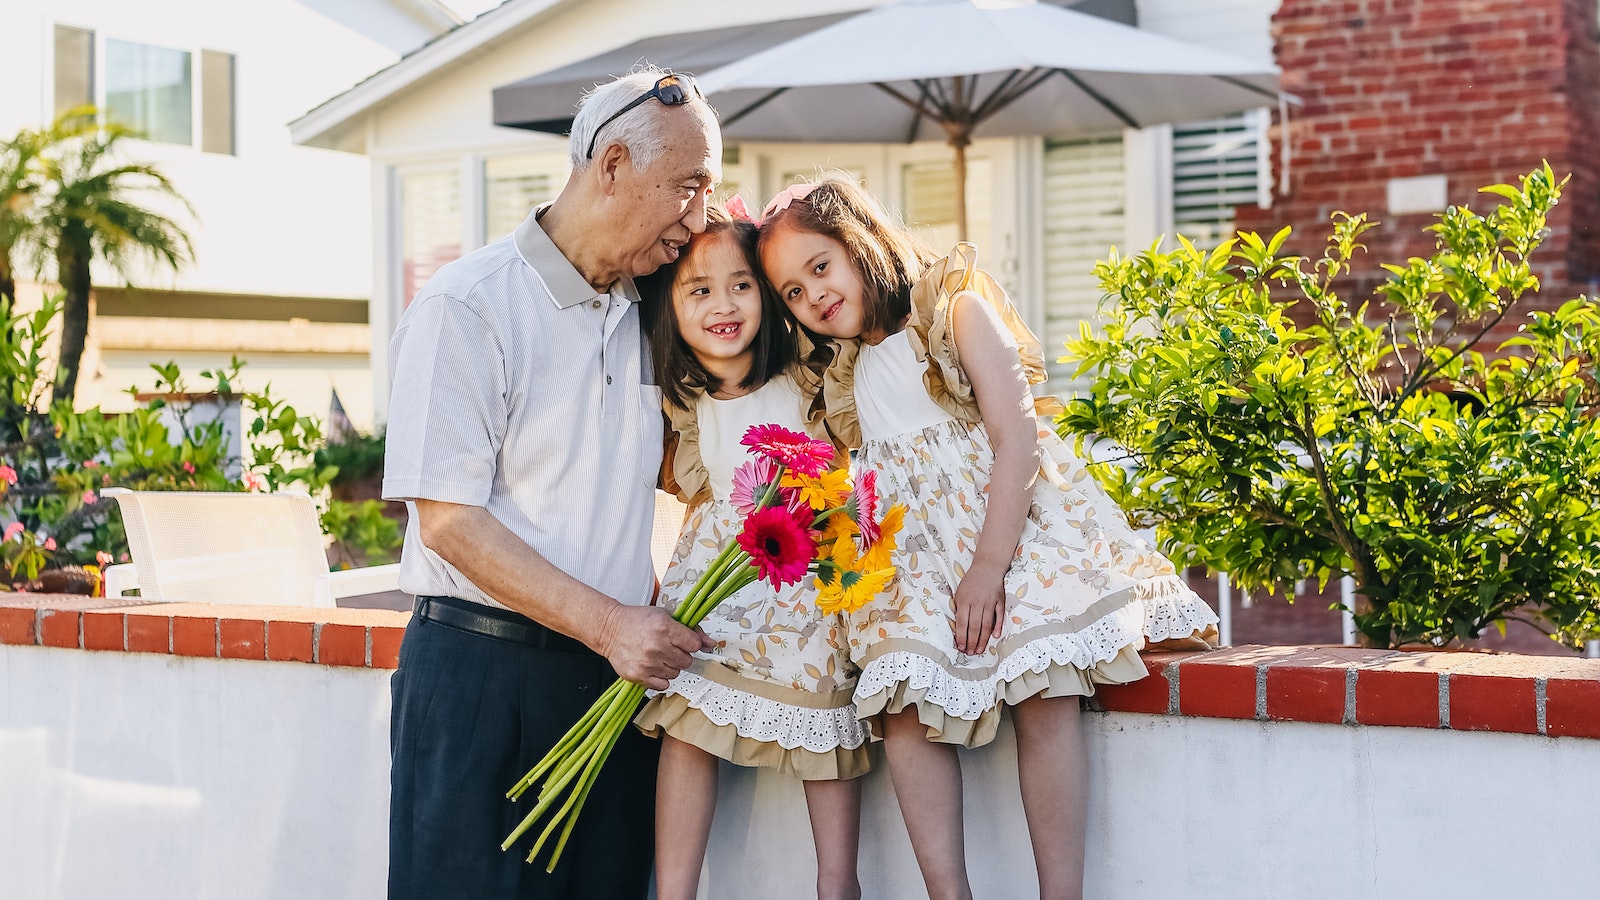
[3,595,1597,740]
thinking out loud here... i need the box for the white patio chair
[100,488,400,607]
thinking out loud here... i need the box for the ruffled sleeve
[815,338,862,450]
[906,243,1057,423]
[660,399,710,506]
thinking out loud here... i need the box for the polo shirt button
[592,299,602,309]
[606,375,612,384]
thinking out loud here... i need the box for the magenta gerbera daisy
[737,506,814,588]
[740,424,835,477]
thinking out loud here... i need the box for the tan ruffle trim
[660,365,836,506]
[635,692,873,781]
[853,644,1148,749]
[819,243,1060,448]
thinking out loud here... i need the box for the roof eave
[290,0,573,152]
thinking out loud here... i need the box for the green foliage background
[1061,165,1600,649]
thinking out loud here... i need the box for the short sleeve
[382,294,508,506]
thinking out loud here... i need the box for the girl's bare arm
[948,292,1041,655]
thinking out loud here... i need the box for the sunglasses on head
[585,73,704,160]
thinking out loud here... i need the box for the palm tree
[0,126,47,304]
[33,108,193,405]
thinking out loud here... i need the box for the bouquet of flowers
[502,424,904,870]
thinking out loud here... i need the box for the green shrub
[0,292,340,587]
[1060,164,1600,650]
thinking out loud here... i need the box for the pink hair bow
[724,194,755,223]
[760,183,817,223]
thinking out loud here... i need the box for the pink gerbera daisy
[848,470,882,546]
[740,424,835,477]
[729,457,779,517]
[737,506,814,589]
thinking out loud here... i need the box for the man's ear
[594,142,631,197]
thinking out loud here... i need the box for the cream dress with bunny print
[845,308,1215,749]
[634,374,870,780]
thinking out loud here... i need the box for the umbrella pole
[949,132,969,244]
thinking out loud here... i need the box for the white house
[289,0,1278,422]
[4,0,469,432]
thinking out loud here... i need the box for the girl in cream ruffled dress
[633,203,866,900]
[759,176,1218,900]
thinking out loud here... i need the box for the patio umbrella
[697,0,1281,239]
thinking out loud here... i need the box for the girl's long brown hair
[757,173,938,343]
[640,204,797,410]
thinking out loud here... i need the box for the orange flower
[858,503,906,572]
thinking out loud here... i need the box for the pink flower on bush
[3,522,22,542]
[242,472,266,492]
[82,490,97,505]
[181,461,195,474]
[97,550,113,567]
[82,459,98,469]
[0,465,16,486]
[43,537,56,551]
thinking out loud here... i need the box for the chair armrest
[103,563,139,598]
[322,563,403,600]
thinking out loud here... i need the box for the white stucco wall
[4,642,1596,900]
[2,0,401,300]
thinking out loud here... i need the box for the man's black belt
[413,594,592,655]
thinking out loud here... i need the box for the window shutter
[1041,136,1125,396]
[200,50,235,155]
[1170,109,1269,250]
[54,25,94,116]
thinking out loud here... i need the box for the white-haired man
[383,68,721,898]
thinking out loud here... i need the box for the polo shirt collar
[515,202,607,310]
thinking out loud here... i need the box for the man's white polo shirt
[383,203,663,610]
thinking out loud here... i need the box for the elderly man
[382,68,721,899]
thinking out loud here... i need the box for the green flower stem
[533,684,640,871]
[813,506,847,528]
[506,678,627,800]
[674,540,740,616]
[537,683,636,801]
[503,682,637,849]
[683,568,752,627]
[504,535,766,865]
[679,552,745,623]
[681,554,755,626]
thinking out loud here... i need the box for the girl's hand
[952,559,1008,655]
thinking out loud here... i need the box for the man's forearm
[414,499,620,650]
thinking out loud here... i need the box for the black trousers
[388,601,658,899]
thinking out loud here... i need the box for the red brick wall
[1235,0,1600,328]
